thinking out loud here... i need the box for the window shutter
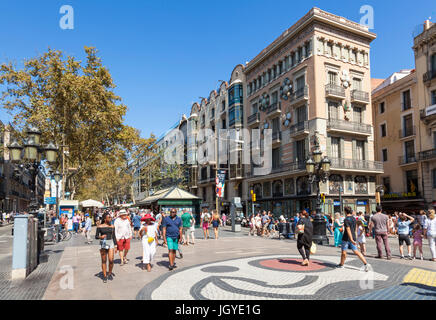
[352,140,357,160]
[326,136,332,157]
[340,138,345,159]
[364,141,368,161]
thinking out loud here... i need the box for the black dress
[296,217,314,260]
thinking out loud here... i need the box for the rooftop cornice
[245,7,376,73]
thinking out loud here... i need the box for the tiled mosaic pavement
[137,255,436,300]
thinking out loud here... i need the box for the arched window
[284,178,295,195]
[297,176,311,195]
[355,176,368,194]
[253,183,262,199]
[329,175,343,194]
[273,180,283,197]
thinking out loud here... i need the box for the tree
[0,47,152,198]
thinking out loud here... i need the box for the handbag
[100,239,110,250]
[310,242,317,255]
[147,236,155,244]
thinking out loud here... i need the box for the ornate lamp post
[306,148,331,245]
[52,170,61,219]
[8,125,59,218]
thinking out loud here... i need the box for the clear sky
[0,0,435,138]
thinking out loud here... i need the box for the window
[272,148,280,169]
[433,131,436,149]
[432,90,436,105]
[379,102,385,114]
[295,139,306,162]
[433,169,436,189]
[211,108,215,119]
[432,54,436,72]
[329,175,343,194]
[355,176,368,194]
[327,42,333,56]
[382,149,388,162]
[296,105,307,123]
[328,101,339,120]
[296,75,305,90]
[271,91,278,104]
[305,41,312,57]
[284,178,295,195]
[263,181,271,198]
[328,71,338,85]
[272,117,280,134]
[298,47,303,62]
[404,140,415,162]
[291,53,296,66]
[383,177,391,194]
[252,103,258,115]
[222,119,226,129]
[353,106,362,123]
[406,170,418,194]
[402,90,411,110]
[380,123,387,137]
[331,137,341,158]
[403,114,413,137]
[352,78,362,91]
[356,141,365,160]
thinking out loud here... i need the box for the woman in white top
[424,210,436,262]
[140,214,158,272]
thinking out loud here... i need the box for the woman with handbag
[95,212,117,283]
[140,213,158,272]
[296,210,314,266]
[333,213,344,247]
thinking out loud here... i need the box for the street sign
[44,197,56,205]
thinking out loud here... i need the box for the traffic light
[321,193,326,203]
[252,193,256,202]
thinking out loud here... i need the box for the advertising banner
[216,170,226,198]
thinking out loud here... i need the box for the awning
[137,186,200,206]
[80,199,104,208]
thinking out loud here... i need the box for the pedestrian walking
[296,210,313,266]
[255,213,262,236]
[324,214,333,235]
[412,224,424,260]
[424,210,436,262]
[333,213,343,247]
[336,206,370,272]
[139,214,158,272]
[132,212,142,240]
[356,220,366,256]
[189,213,196,244]
[181,211,194,246]
[95,212,116,283]
[84,213,93,244]
[114,209,132,266]
[369,206,392,260]
[395,212,414,259]
[222,213,227,227]
[211,210,221,239]
[200,209,211,240]
[162,208,182,271]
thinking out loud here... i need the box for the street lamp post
[53,171,61,219]
[305,148,331,245]
[7,125,59,219]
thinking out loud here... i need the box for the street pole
[339,186,343,214]
[215,128,219,214]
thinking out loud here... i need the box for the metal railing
[325,83,345,98]
[290,86,308,102]
[399,126,416,139]
[246,161,306,178]
[266,102,281,114]
[330,158,384,171]
[327,119,372,134]
[289,121,309,135]
[351,90,369,102]
[272,131,281,141]
[419,148,436,161]
[423,70,436,83]
[247,112,260,125]
[398,155,417,165]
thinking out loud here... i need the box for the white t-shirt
[201,212,211,222]
[426,218,436,237]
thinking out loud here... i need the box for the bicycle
[60,228,72,241]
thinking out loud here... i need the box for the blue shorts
[166,237,179,251]
[341,241,358,251]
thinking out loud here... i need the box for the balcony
[351,90,370,104]
[420,104,436,124]
[290,86,309,106]
[399,126,416,139]
[266,102,281,116]
[247,112,260,126]
[419,148,436,161]
[289,121,309,138]
[230,165,244,180]
[327,119,372,136]
[246,161,306,178]
[325,83,345,99]
[398,155,417,166]
[330,158,384,172]
[423,70,436,83]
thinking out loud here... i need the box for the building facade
[242,7,382,217]
[373,19,436,212]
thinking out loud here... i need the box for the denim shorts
[341,241,358,251]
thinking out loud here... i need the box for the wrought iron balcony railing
[330,158,384,172]
[289,121,309,136]
[247,112,260,125]
[325,83,345,98]
[246,161,306,178]
[419,148,436,161]
[398,155,417,165]
[290,86,308,103]
[399,126,416,139]
[327,119,372,134]
[351,90,369,103]
[423,70,436,83]
[266,102,281,115]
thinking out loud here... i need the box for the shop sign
[383,192,417,199]
[356,201,367,205]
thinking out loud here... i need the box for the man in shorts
[337,206,370,272]
[132,211,142,240]
[181,211,194,246]
[162,208,183,271]
[114,210,132,265]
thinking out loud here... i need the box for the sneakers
[336,264,345,269]
[364,264,371,272]
[169,265,174,271]
[103,277,107,283]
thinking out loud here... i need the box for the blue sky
[0,0,435,138]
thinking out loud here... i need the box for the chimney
[424,19,431,31]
